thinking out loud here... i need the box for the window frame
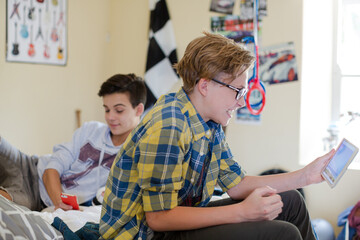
[331,0,360,169]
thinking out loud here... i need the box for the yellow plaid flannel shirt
[100,88,245,240]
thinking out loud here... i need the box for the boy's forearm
[227,150,334,200]
[145,204,240,231]
[42,168,63,207]
[227,172,305,200]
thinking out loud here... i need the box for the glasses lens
[236,88,247,100]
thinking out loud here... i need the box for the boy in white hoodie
[0,73,146,211]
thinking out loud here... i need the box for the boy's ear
[197,78,209,97]
[135,103,144,116]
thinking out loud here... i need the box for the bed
[0,195,102,239]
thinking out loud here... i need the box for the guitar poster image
[6,0,67,65]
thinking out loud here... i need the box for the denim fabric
[52,216,100,240]
[52,217,81,240]
[75,222,100,240]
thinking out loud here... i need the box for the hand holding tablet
[321,138,359,188]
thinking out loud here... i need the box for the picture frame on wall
[258,42,298,85]
[6,0,67,66]
[209,0,235,14]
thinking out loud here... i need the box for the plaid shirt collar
[176,88,217,141]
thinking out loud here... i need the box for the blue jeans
[52,217,100,240]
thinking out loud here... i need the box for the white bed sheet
[38,205,102,232]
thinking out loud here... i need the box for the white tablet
[321,138,359,188]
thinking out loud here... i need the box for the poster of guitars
[6,0,67,65]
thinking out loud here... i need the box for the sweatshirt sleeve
[39,122,92,177]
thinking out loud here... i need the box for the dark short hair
[98,74,147,108]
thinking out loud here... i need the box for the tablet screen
[321,138,359,188]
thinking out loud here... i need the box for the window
[300,0,333,166]
[331,0,360,169]
[333,0,360,119]
[300,0,360,169]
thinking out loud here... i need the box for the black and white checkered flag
[144,0,179,110]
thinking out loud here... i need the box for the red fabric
[349,200,360,239]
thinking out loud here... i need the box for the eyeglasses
[210,78,248,101]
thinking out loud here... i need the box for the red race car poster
[259,42,298,85]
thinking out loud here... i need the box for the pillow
[0,195,63,239]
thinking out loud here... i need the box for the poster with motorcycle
[258,42,298,84]
[6,0,67,65]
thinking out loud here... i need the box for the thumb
[322,148,336,160]
[59,202,73,211]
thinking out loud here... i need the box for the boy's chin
[210,116,231,126]
[218,119,231,127]
[223,116,233,126]
[222,121,230,127]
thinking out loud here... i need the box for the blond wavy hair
[174,32,255,93]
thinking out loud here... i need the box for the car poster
[211,15,255,35]
[239,0,267,23]
[210,0,236,14]
[258,42,298,85]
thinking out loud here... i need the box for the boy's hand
[54,199,73,211]
[238,186,283,221]
[303,149,335,185]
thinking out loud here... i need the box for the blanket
[0,194,103,240]
[0,195,63,239]
[40,205,101,232]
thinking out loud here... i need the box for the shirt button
[191,178,195,183]
[206,130,211,136]
[138,238,142,240]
